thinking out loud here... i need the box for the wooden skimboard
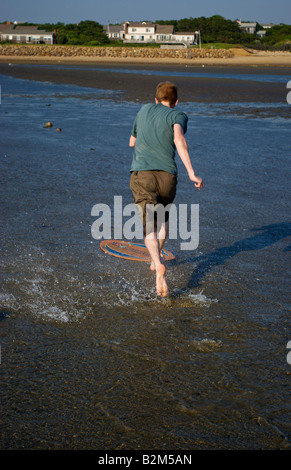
[100,240,175,262]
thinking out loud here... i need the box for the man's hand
[129,135,136,148]
[189,174,204,190]
[173,124,204,190]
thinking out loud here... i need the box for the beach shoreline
[1,56,290,105]
[1,54,291,67]
[0,45,290,67]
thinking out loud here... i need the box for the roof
[155,24,174,34]
[239,22,257,27]
[11,27,51,35]
[104,25,123,33]
[0,24,16,32]
[0,24,52,35]
[172,31,196,36]
[127,22,155,28]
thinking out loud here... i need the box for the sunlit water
[0,71,290,450]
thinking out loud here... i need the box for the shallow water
[0,68,291,450]
[7,62,291,82]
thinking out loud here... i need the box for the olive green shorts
[130,170,177,234]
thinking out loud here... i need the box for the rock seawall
[0,44,234,60]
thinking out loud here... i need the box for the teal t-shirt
[130,102,188,175]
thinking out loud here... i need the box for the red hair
[155,81,178,106]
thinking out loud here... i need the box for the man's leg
[157,219,168,252]
[130,171,172,297]
[149,220,168,271]
[144,230,168,297]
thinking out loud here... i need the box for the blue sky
[1,0,291,25]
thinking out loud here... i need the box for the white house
[261,24,275,29]
[105,22,197,45]
[236,21,257,34]
[124,22,156,42]
[171,31,200,45]
[0,24,54,44]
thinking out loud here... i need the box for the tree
[262,23,291,46]
[29,20,109,45]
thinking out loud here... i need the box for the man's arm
[129,135,136,148]
[173,123,203,190]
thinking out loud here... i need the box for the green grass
[196,42,242,49]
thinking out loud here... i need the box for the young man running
[129,81,203,297]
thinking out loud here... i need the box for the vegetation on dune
[1,16,290,50]
[157,16,291,49]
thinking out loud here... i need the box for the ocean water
[0,69,291,450]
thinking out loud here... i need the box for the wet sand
[0,59,290,104]
[1,57,291,451]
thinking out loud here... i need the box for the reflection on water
[0,72,290,450]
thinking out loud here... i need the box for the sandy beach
[1,52,290,105]
[0,50,290,66]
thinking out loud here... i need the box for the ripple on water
[1,245,219,323]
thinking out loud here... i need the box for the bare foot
[156,264,168,297]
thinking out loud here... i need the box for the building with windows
[0,23,54,44]
[236,20,258,34]
[104,24,125,40]
[104,22,198,45]
[125,22,157,42]
[154,24,175,42]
